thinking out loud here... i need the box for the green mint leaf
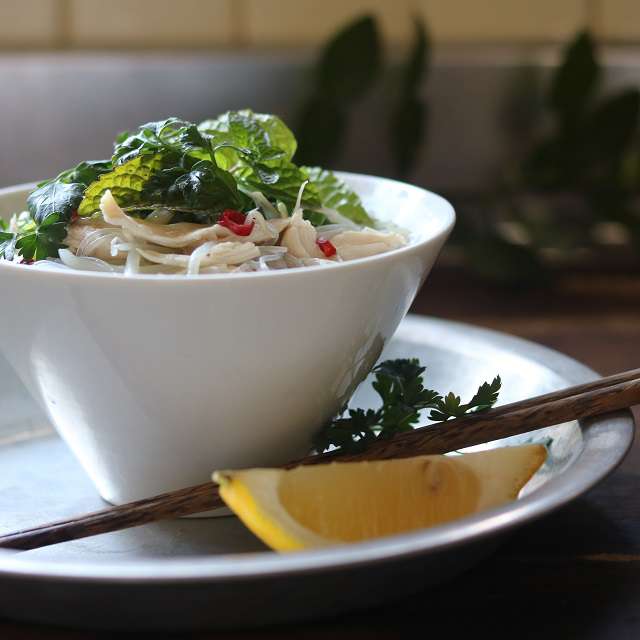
[200,109,297,166]
[235,161,321,213]
[142,159,247,216]
[200,110,312,214]
[78,154,165,216]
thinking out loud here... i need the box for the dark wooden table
[2,266,639,639]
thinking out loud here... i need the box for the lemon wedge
[213,444,546,551]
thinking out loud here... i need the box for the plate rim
[0,315,633,583]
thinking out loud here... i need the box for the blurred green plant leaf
[465,235,545,287]
[390,16,429,177]
[296,15,382,166]
[390,98,426,179]
[295,97,347,166]
[549,31,599,126]
[402,16,429,94]
[584,89,640,165]
[318,15,382,101]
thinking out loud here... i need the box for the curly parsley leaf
[14,213,68,261]
[314,358,501,453]
[428,376,502,421]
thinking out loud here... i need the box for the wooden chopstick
[1,368,638,551]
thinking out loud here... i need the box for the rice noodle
[187,241,216,275]
[47,189,408,276]
[293,180,307,214]
[59,249,120,272]
[124,245,141,276]
[76,228,123,257]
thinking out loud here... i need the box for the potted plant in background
[296,19,640,287]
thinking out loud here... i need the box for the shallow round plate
[0,315,633,630]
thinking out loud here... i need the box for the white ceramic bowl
[0,173,454,503]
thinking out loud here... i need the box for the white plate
[0,315,633,630]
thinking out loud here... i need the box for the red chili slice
[70,210,79,223]
[219,209,255,236]
[317,238,337,258]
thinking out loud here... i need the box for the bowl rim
[0,172,455,284]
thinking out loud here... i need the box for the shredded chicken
[280,210,325,259]
[65,219,125,262]
[137,241,260,268]
[331,229,406,261]
[58,189,407,275]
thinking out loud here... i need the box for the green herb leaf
[314,358,501,453]
[200,109,297,166]
[49,160,113,187]
[142,159,246,216]
[15,213,68,262]
[429,376,501,421]
[27,181,85,225]
[303,166,375,226]
[78,154,165,216]
[113,118,211,166]
[0,231,17,261]
[200,110,312,213]
[236,160,320,213]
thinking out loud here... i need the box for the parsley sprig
[314,358,501,453]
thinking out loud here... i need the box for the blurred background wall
[1,0,639,283]
[1,0,638,50]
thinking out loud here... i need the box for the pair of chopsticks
[1,368,638,551]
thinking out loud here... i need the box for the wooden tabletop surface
[2,266,639,639]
